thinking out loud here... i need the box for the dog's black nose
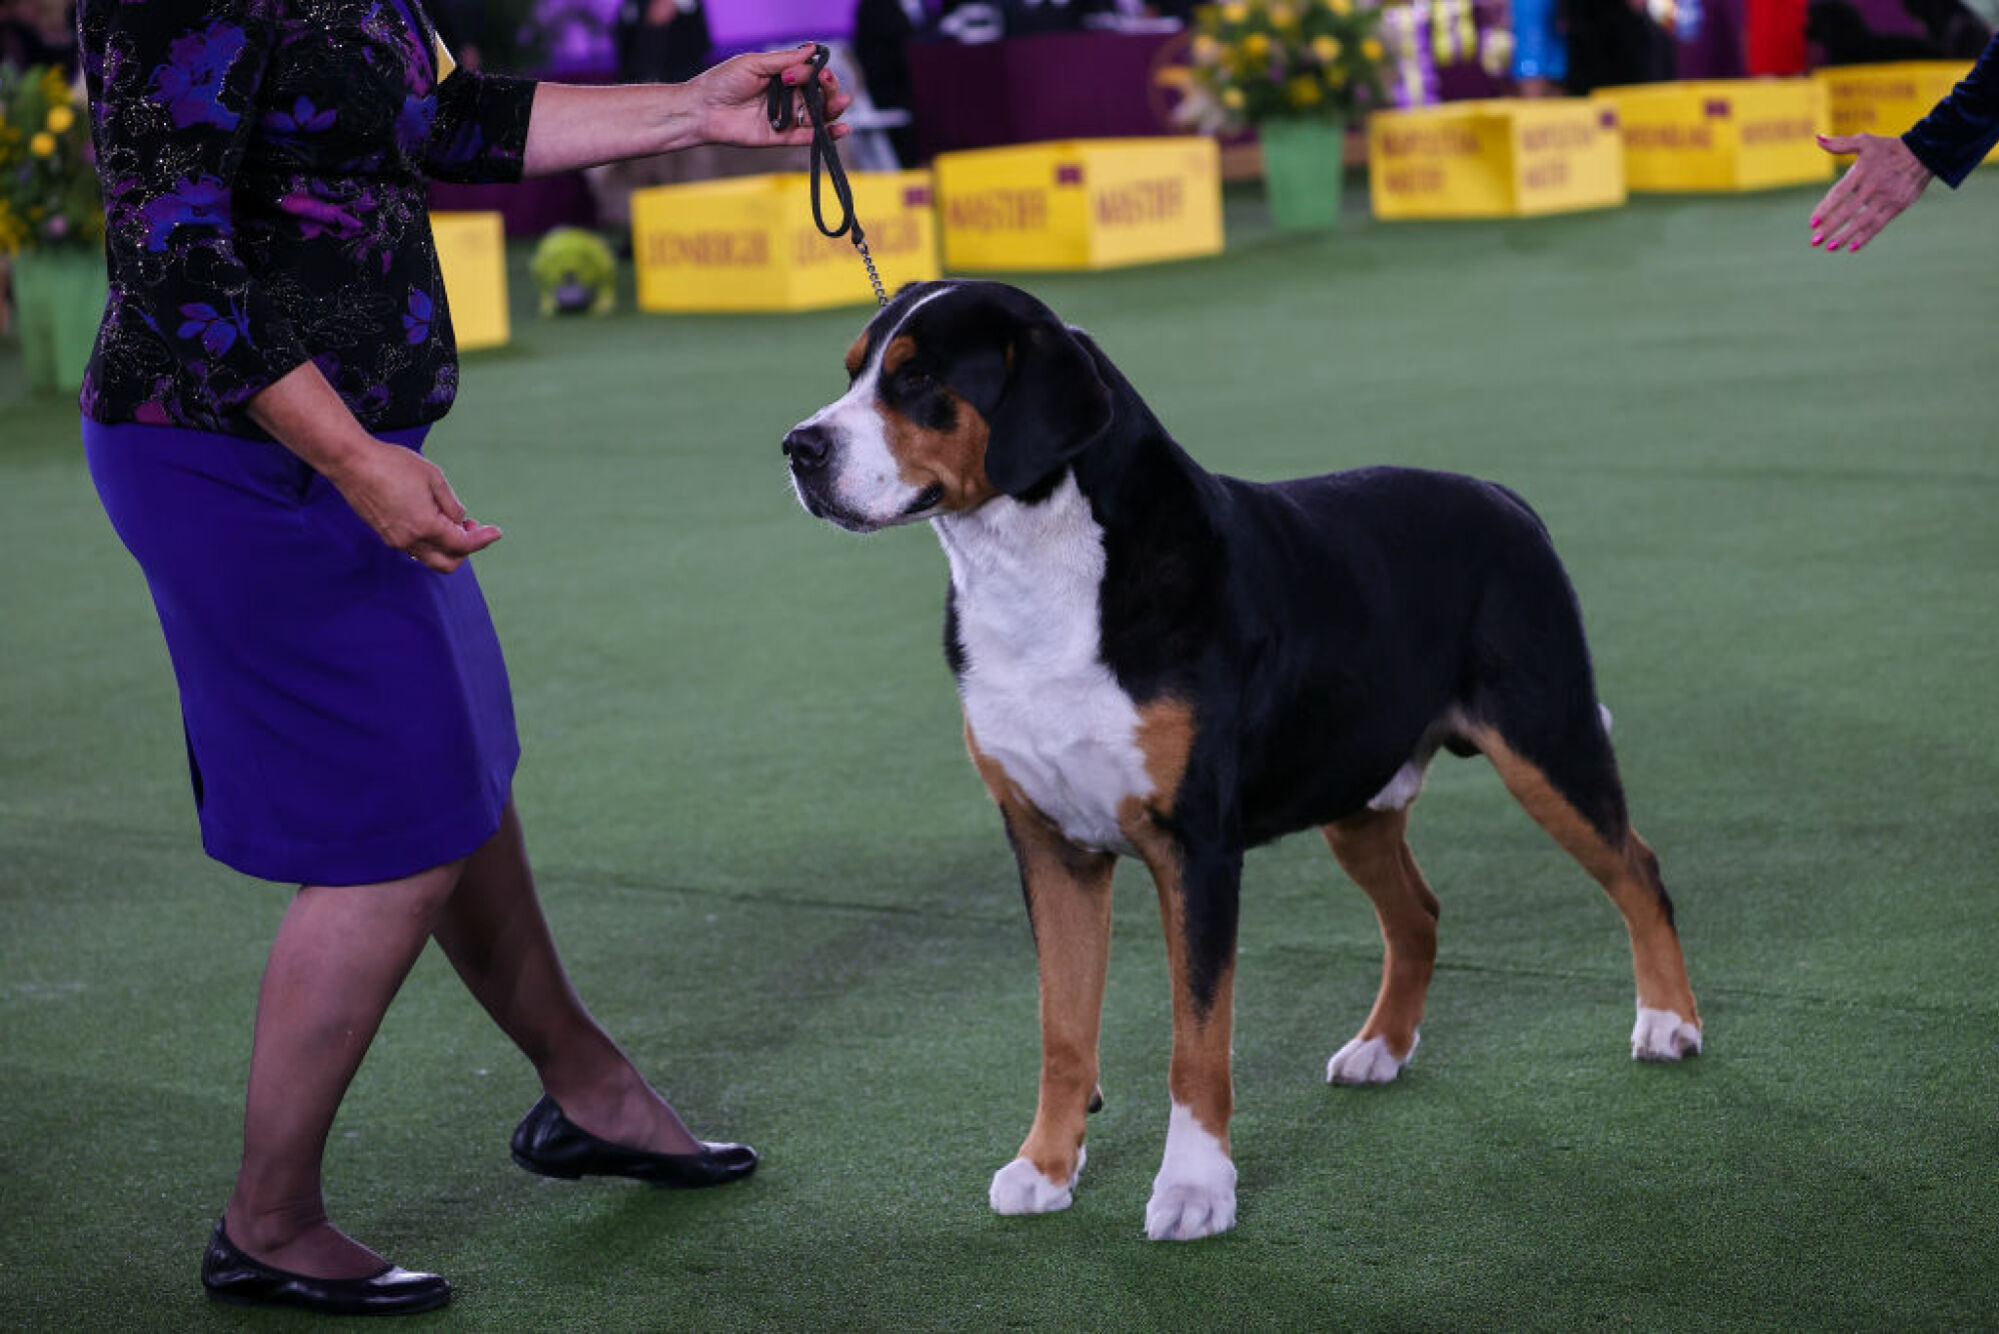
[783,425,832,472]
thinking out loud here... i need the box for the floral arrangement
[1174,0,1390,132]
[0,64,102,254]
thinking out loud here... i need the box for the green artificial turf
[3,179,1996,1331]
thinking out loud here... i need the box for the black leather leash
[766,42,887,308]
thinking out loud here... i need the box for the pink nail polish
[1811,235,1822,246]
[1827,240,1841,251]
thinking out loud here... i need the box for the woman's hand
[684,45,853,149]
[1810,133,1934,253]
[329,439,504,573]
[248,362,500,573]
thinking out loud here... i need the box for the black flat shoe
[201,1221,450,1316]
[510,1094,758,1189]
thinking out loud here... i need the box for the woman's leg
[431,801,704,1155]
[223,862,465,1279]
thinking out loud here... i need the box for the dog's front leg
[979,779,1117,1218]
[1135,833,1242,1241]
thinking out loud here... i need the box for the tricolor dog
[782,281,1702,1242]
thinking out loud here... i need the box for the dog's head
[783,281,1114,533]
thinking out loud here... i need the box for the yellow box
[1368,98,1627,220]
[429,210,509,351]
[932,138,1223,272]
[631,170,940,313]
[1814,61,1994,168]
[1598,79,1830,192]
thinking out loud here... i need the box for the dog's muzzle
[786,421,877,529]
[783,423,835,517]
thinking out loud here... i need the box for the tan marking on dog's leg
[1133,699,1196,819]
[1469,728,1700,1031]
[1123,819,1233,1151]
[1124,820,1238,1239]
[968,726,1114,1193]
[1323,806,1438,1064]
[1116,700,1221,1146]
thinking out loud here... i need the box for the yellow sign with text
[1598,79,1830,191]
[429,210,509,351]
[1814,62,1994,168]
[1369,99,1626,220]
[631,170,940,313]
[933,138,1223,272]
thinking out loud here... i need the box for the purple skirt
[84,418,520,886]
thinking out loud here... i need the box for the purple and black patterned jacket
[77,0,538,437]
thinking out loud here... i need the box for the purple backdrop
[537,0,858,74]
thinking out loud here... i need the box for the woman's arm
[521,46,851,178]
[247,364,502,573]
[89,1,314,418]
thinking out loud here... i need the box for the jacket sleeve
[91,1,313,415]
[1902,32,1999,188]
[425,69,538,184]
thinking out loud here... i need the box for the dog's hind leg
[1322,805,1439,1085]
[1466,720,1702,1061]
[971,737,1118,1218]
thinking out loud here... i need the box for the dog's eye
[899,369,934,394]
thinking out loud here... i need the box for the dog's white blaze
[790,285,958,526]
[937,476,1151,855]
[1144,1102,1237,1242]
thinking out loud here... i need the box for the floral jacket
[77,0,537,436]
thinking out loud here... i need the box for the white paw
[1631,1006,1702,1061]
[988,1146,1085,1216]
[1146,1177,1238,1241]
[1144,1104,1237,1242]
[1325,1031,1417,1086]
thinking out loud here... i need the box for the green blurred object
[10,245,106,395]
[1258,118,1349,230]
[529,226,617,317]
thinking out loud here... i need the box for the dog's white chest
[938,482,1151,855]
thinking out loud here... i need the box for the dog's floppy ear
[981,314,1115,498]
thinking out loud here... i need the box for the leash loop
[767,43,887,308]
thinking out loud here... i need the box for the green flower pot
[12,246,108,397]
[1258,117,1348,231]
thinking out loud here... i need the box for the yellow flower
[1326,0,1353,15]
[1284,75,1323,107]
[30,131,57,158]
[1243,31,1271,59]
[1222,87,1246,109]
[1221,2,1249,21]
[1362,36,1385,61]
[1312,35,1343,61]
[1270,3,1299,26]
[45,103,75,134]
[1192,33,1223,65]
